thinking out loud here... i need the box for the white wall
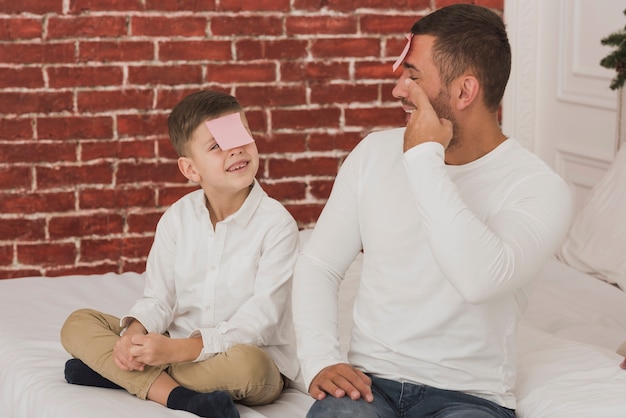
[502,0,623,213]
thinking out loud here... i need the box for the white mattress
[2,258,626,417]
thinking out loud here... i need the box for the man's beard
[431,87,459,150]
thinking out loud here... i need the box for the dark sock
[64,358,122,390]
[167,386,239,418]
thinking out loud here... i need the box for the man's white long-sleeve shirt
[123,180,300,381]
[292,128,572,408]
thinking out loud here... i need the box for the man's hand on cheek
[403,79,453,152]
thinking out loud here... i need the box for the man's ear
[177,156,200,183]
[455,75,479,111]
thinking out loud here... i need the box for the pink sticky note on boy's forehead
[205,112,255,150]
[392,33,413,72]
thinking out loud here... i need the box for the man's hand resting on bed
[309,363,373,402]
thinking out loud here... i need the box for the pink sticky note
[392,33,413,72]
[205,112,255,150]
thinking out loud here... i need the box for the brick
[272,108,341,130]
[0,67,44,88]
[117,161,184,184]
[79,187,156,209]
[206,63,276,84]
[0,0,62,14]
[17,242,77,266]
[0,92,73,115]
[0,118,33,140]
[79,41,154,62]
[159,40,231,62]
[157,137,178,159]
[47,65,123,88]
[234,85,306,108]
[255,133,307,154]
[128,65,203,85]
[122,236,153,259]
[0,245,13,266]
[37,116,113,140]
[242,110,267,134]
[435,0,503,11]
[0,269,42,280]
[284,203,323,227]
[0,42,74,64]
[158,185,199,206]
[355,61,397,80]
[46,262,119,277]
[281,61,350,82]
[0,142,76,164]
[320,0,430,12]
[0,18,42,40]
[69,0,144,13]
[48,16,127,39]
[309,179,334,199]
[310,83,379,104]
[117,114,169,138]
[0,218,46,241]
[312,38,381,58]
[220,0,290,11]
[360,14,424,34]
[286,16,357,35]
[236,39,307,61]
[0,192,75,214]
[156,88,214,110]
[121,259,146,273]
[258,180,306,201]
[345,106,406,128]
[127,210,163,233]
[37,163,114,189]
[132,16,207,37]
[268,156,339,178]
[77,89,154,112]
[308,131,362,152]
[211,16,284,36]
[116,138,159,159]
[0,166,32,190]
[79,237,122,262]
[145,0,216,11]
[49,213,124,239]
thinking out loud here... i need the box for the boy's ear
[455,75,479,111]
[177,156,200,183]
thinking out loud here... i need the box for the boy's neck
[204,183,253,227]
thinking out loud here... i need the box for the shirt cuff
[403,141,445,161]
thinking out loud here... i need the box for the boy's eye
[209,143,221,151]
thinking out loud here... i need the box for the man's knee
[307,395,384,418]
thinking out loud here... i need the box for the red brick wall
[0,0,503,279]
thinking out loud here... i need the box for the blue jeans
[307,375,515,418]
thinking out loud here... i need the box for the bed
[2,145,626,417]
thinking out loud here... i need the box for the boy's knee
[59,308,100,353]
[228,345,275,382]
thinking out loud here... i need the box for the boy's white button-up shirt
[122,180,300,381]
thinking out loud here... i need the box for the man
[292,4,573,418]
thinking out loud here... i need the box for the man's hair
[411,4,511,112]
[167,90,242,156]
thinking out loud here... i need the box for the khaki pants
[60,308,284,405]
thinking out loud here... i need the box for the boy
[61,90,300,418]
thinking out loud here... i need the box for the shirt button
[209,265,216,271]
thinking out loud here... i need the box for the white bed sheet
[2,258,626,417]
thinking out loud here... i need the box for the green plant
[600,8,626,90]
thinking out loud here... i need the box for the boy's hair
[167,90,242,156]
[411,4,511,112]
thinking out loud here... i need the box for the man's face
[392,34,458,146]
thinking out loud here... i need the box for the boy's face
[179,111,259,195]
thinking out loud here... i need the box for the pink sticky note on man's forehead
[392,33,413,72]
[205,112,255,150]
